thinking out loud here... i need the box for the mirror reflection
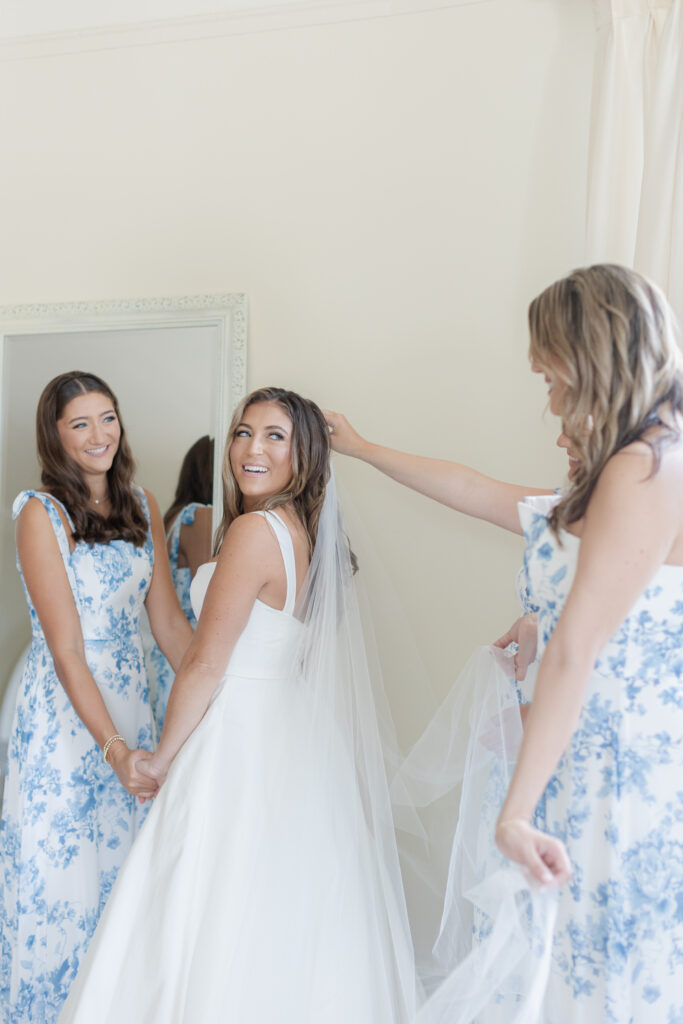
[0,298,245,796]
[146,434,215,735]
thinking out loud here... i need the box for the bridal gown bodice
[191,562,303,683]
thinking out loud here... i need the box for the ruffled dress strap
[517,493,560,542]
[13,489,74,560]
[254,510,297,615]
[12,489,80,606]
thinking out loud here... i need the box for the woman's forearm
[52,650,120,749]
[498,642,595,822]
[154,655,223,766]
[357,441,534,531]
[152,610,194,673]
[326,409,549,531]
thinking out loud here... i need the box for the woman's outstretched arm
[324,411,550,534]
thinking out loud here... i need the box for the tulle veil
[306,472,559,1022]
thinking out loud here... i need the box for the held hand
[322,410,368,458]
[108,744,159,800]
[495,818,572,887]
[137,754,170,790]
[494,613,539,681]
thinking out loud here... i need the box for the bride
[59,386,417,1024]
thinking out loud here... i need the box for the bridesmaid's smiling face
[57,391,121,478]
[229,401,294,511]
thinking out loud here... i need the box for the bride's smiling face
[229,401,294,510]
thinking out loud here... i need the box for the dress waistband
[31,632,142,645]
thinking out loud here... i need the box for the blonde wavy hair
[529,264,683,535]
[213,387,330,555]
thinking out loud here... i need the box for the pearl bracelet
[103,734,126,764]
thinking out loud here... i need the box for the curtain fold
[587,0,682,321]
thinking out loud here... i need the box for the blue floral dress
[520,496,683,1023]
[0,490,155,1024]
[146,502,207,737]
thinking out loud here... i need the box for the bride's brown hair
[528,264,683,536]
[37,371,148,546]
[213,387,330,556]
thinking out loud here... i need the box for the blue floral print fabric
[146,502,206,737]
[0,490,154,1024]
[519,496,683,1022]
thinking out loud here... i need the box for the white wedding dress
[60,509,415,1024]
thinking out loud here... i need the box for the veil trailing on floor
[301,472,559,1022]
[290,470,419,1020]
[392,647,559,1023]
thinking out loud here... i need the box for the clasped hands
[107,743,169,803]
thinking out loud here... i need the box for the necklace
[93,498,100,505]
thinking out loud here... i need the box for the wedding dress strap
[254,510,297,615]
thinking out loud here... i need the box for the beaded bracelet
[103,734,126,764]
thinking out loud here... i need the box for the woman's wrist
[151,744,173,772]
[496,815,530,830]
[497,802,533,828]
[106,737,129,768]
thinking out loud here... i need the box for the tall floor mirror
[0,294,247,786]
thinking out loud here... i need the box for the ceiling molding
[0,0,495,60]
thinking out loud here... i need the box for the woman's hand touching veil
[495,818,572,887]
[494,613,539,682]
[323,411,368,458]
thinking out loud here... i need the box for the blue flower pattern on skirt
[518,497,683,1022]
[0,490,154,1024]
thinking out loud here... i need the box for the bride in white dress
[59,387,417,1024]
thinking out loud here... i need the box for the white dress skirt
[59,510,416,1024]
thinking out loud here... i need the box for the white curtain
[586,0,683,322]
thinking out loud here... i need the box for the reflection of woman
[148,435,214,735]
[61,387,415,1024]
[0,372,193,1024]
[162,433,214,582]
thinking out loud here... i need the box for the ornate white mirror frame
[0,293,247,706]
[0,292,247,528]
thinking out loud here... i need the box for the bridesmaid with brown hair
[0,371,192,1024]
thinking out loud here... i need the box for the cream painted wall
[0,0,594,742]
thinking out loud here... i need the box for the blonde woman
[494,265,683,1021]
[328,266,683,1022]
